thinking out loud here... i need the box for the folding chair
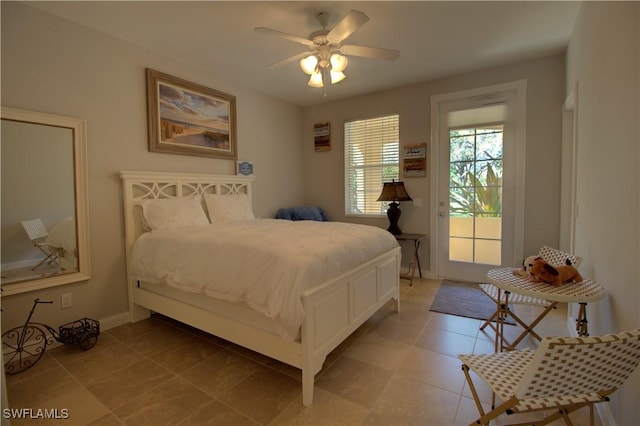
[21,218,60,270]
[479,246,582,348]
[459,329,640,426]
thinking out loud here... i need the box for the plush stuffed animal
[528,257,584,286]
[513,255,538,277]
[528,257,558,284]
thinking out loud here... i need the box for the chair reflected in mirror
[20,218,60,270]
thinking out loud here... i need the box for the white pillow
[141,196,209,231]
[204,193,255,223]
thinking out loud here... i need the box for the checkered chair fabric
[515,329,640,408]
[20,218,60,270]
[479,282,550,306]
[21,218,49,241]
[459,329,640,421]
[539,245,582,268]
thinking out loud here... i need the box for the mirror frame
[1,106,91,295]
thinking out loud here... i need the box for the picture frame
[237,161,254,176]
[313,122,331,152]
[403,143,427,177]
[146,68,237,159]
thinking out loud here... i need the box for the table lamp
[377,180,412,235]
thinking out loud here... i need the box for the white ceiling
[27,1,581,107]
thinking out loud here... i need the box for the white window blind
[344,114,400,215]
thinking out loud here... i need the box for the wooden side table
[394,233,426,286]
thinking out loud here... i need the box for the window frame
[344,113,400,217]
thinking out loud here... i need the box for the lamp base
[386,202,403,235]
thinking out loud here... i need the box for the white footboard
[299,249,401,405]
[129,247,400,406]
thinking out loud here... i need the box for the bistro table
[486,267,605,352]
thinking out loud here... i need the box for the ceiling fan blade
[265,51,313,69]
[326,10,369,43]
[341,45,400,61]
[254,27,315,47]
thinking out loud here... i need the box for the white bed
[121,170,401,405]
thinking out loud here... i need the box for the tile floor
[4,278,601,426]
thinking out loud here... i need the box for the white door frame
[560,83,579,254]
[560,83,580,326]
[430,80,527,280]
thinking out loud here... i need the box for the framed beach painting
[146,69,237,159]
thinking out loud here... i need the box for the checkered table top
[487,267,605,303]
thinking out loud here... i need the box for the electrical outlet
[61,293,72,309]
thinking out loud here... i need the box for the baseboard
[422,269,437,279]
[98,311,130,331]
[566,314,616,426]
[596,404,617,426]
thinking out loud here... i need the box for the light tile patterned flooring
[4,278,601,425]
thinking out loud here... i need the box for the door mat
[429,280,515,324]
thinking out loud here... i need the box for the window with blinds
[344,114,400,216]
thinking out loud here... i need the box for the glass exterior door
[433,82,525,283]
[448,124,503,266]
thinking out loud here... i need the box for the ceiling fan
[255,10,400,88]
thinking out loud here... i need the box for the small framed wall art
[313,122,331,152]
[237,161,254,176]
[403,143,427,177]
[146,68,237,159]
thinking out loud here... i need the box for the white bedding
[130,219,399,341]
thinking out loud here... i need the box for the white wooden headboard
[120,170,254,265]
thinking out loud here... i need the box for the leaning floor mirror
[1,107,91,295]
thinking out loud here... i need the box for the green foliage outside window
[449,127,503,218]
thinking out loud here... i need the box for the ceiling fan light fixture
[257,10,399,91]
[308,70,324,87]
[330,54,348,72]
[299,55,318,75]
[330,70,346,84]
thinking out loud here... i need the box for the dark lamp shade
[376,181,412,202]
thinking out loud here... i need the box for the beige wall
[3,2,638,422]
[566,2,640,424]
[301,54,566,272]
[1,3,304,330]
